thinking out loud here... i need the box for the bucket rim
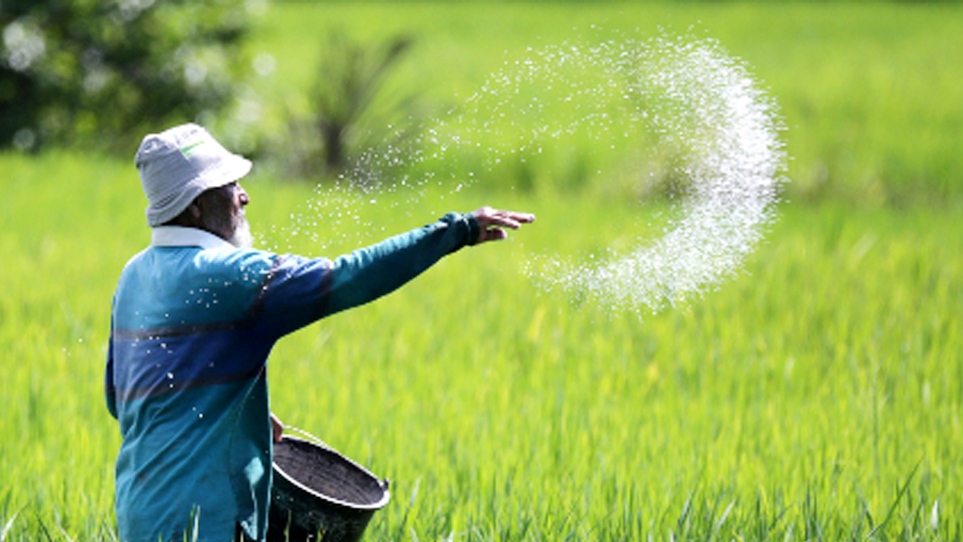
[272,435,391,511]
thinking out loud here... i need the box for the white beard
[229,218,254,249]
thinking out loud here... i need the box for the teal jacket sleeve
[256,212,479,338]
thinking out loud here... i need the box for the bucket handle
[282,425,335,451]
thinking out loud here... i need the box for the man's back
[108,229,276,541]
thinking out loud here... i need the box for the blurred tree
[0,0,261,153]
[282,30,424,185]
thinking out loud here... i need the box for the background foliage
[0,0,262,154]
[248,2,963,208]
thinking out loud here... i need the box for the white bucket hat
[135,123,252,227]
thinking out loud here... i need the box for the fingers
[479,227,508,243]
[473,207,536,228]
[493,209,535,228]
[471,207,536,244]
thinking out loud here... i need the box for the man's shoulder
[113,247,284,323]
[194,245,276,266]
[186,246,282,284]
[121,245,280,285]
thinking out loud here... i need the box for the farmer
[105,123,534,542]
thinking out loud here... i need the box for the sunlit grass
[1,151,960,539]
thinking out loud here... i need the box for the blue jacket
[106,213,479,541]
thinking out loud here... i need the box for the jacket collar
[151,226,234,250]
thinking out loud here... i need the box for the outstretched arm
[258,208,536,336]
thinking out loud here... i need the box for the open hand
[471,207,536,245]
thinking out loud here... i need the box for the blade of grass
[863,459,922,541]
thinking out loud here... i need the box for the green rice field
[2,2,962,540]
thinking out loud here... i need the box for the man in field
[105,123,534,542]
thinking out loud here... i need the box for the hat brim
[196,154,253,191]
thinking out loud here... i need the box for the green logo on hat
[180,139,208,158]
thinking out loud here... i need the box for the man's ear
[188,201,202,220]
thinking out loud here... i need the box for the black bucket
[267,434,390,542]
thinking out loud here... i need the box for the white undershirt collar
[151,226,234,250]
